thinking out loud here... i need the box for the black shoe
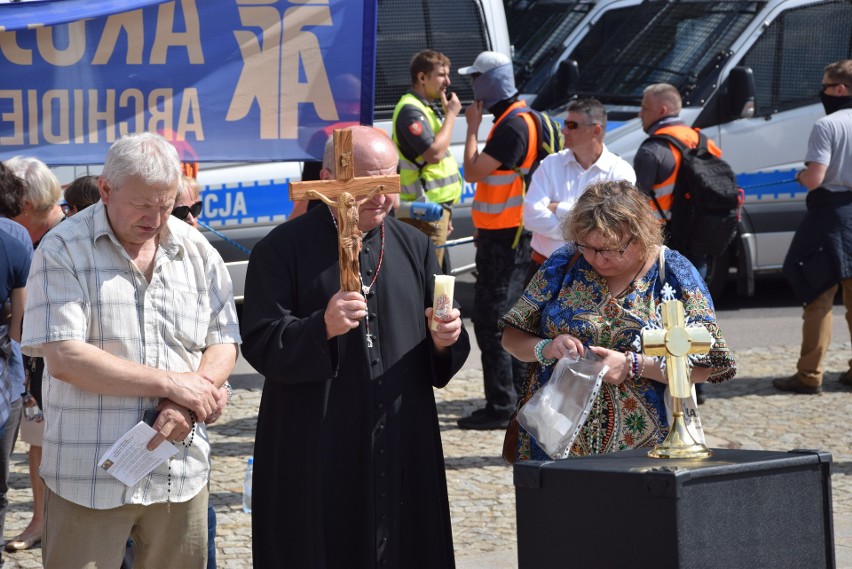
[840,371,852,387]
[457,411,510,430]
[772,375,822,395]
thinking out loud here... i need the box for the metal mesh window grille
[575,1,762,104]
[375,0,490,121]
[741,1,852,117]
[509,1,593,93]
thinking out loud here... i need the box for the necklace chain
[611,259,646,298]
[328,206,385,348]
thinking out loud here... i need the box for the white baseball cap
[458,51,512,76]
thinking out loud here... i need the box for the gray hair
[101,132,181,191]
[567,98,607,130]
[643,83,682,115]
[4,156,62,212]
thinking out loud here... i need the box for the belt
[531,249,548,265]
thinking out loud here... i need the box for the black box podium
[514,449,834,569]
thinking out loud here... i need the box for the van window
[374,0,490,121]
[572,1,763,105]
[525,2,640,108]
[509,1,593,94]
[740,1,852,117]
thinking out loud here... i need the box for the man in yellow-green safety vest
[392,50,463,266]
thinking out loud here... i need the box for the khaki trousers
[43,484,208,569]
[797,278,852,386]
[398,206,451,265]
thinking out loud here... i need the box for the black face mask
[820,91,852,115]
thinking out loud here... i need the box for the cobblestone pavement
[2,341,851,568]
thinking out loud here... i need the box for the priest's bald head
[320,125,399,231]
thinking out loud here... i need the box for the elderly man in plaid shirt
[21,132,240,568]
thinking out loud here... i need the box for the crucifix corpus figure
[290,129,400,292]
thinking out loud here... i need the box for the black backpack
[503,107,565,170]
[650,131,742,257]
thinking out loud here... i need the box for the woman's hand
[543,334,585,360]
[588,346,631,385]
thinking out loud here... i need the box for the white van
[538,0,852,297]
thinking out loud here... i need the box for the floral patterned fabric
[500,245,736,461]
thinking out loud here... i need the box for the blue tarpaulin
[0,0,377,164]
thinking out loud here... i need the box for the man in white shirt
[523,99,636,264]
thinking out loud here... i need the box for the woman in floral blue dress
[501,181,736,461]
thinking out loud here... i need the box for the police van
[507,0,645,106]
[535,0,852,297]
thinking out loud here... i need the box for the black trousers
[473,228,535,417]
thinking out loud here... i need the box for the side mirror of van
[556,58,580,98]
[532,58,579,111]
[724,66,756,120]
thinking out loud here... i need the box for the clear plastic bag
[516,350,608,459]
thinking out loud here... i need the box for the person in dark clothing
[0,163,33,566]
[457,51,537,429]
[241,125,470,569]
[776,59,852,395]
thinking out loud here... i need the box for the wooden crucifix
[641,299,714,458]
[289,129,400,292]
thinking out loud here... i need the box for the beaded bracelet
[167,408,198,508]
[534,339,557,366]
[636,354,646,379]
[630,352,640,380]
[224,381,233,402]
[624,351,634,381]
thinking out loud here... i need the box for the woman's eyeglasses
[563,121,599,130]
[172,200,203,221]
[60,202,74,215]
[574,237,633,260]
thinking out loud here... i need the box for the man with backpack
[392,50,464,266]
[634,83,740,280]
[635,83,740,405]
[457,51,545,429]
[524,98,635,266]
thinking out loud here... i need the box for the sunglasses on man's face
[563,121,599,130]
[172,200,202,221]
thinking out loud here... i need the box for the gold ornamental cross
[641,300,713,399]
[289,129,400,292]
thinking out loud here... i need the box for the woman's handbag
[501,414,520,465]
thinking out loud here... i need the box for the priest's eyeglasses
[574,237,633,260]
[172,201,203,221]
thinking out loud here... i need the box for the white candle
[431,274,455,331]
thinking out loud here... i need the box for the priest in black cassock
[241,125,470,569]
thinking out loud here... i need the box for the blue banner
[0,0,377,164]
